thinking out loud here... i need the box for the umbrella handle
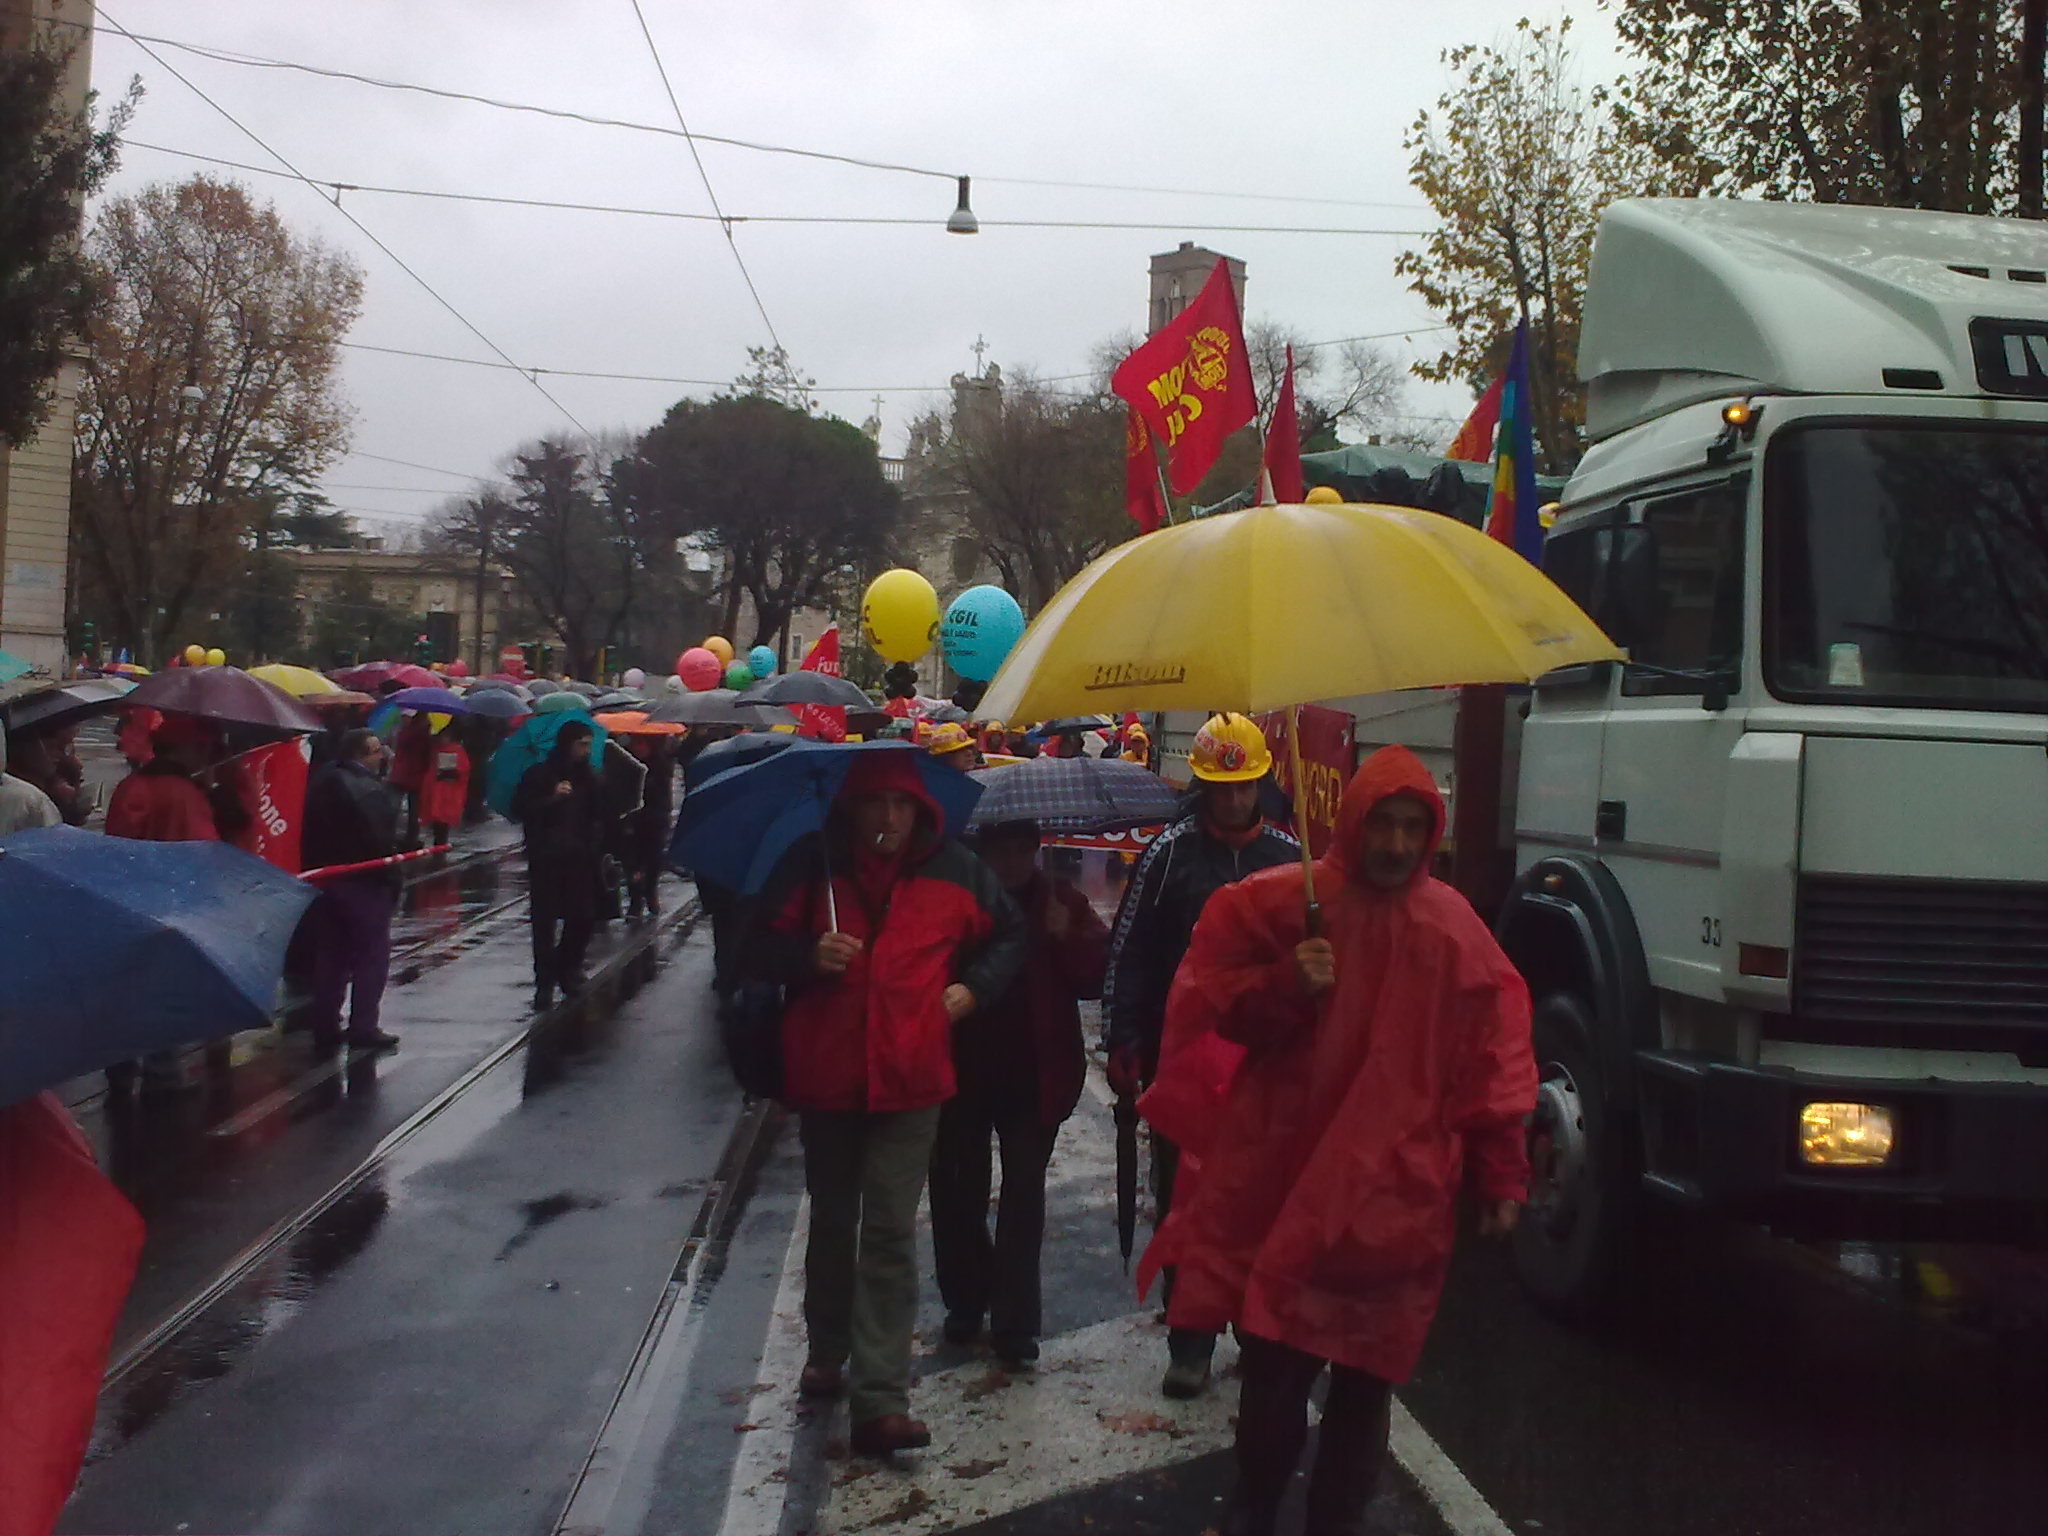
[821,843,839,934]
[1287,704,1320,923]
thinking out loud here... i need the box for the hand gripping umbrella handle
[1287,704,1323,937]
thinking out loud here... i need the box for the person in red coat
[928,818,1109,1369]
[416,725,471,852]
[1141,745,1536,1536]
[105,717,222,843]
[385,711,435,841]
[748,751,1026,1457]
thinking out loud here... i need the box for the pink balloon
[444,658,471,678]
[676,647,723,692]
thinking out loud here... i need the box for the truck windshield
[1767,422,2048,711]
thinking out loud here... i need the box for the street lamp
[946,175,978,235]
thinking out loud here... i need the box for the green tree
[308,567,419,666]
[71,175,363,663]
[1398,20,1702,471]
[619,397,900,656]
[0,33,134,448]
[1605,0,2023,213]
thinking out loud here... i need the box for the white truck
[1493,198,2048,1313]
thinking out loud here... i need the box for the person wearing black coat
[512,720,608,1003]
[301,728,408,1054]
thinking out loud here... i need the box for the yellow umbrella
[248,663,341,698]
[978,500,1623,723]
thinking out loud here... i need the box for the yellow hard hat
[925,721,977,756]
[1189,712,1271,782]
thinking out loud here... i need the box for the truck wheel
[1511,992,1634,1321]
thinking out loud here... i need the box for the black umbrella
[564,681,604,698]
[1042,714,1115,734]
[737,671,871,709]
[682,729,805,793]
[1,676,135,733]
[525,678,562,696]
[593,691,648,712]
[123,665,319,735]
[647,690,797,728]
[1116,1096,1139,1272]
[967,755,1182,832]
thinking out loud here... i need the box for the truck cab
[1497,198,2048,1313]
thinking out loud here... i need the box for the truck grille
[1796,876,2048,1048]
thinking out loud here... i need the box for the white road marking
[1390,1398,1516,1536]
[716,1199,812,1536]
[819,1311,1239,1535]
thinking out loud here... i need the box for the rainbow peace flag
[1484,321,1542,563]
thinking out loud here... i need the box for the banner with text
[1255,704,1355,859]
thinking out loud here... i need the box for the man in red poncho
[1141,745,1536,1536]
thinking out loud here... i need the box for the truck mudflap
[1635,1050,2048,1237]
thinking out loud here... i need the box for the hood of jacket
[835,748,945,864]
[1319,743,1444,894]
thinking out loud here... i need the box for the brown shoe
[798,1361,844,1398]
[849,1413,932,1456]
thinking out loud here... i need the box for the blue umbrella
[0,826,318,1106]
[671,740,982,894]
[381,686,471,714]
[682,730,806,794]
[462,688,531,721]
[484,709,608,818]
[0,649,33,685]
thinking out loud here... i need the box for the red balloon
[676,647,723,692]
[445,658,471,679]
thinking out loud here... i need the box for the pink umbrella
[333,660,439,692]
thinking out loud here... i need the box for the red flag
[1123,409,1168,533]
[1111,260,1256,494]
[241,738,311,871]
[795,625,847,742]
[1261,345,1304,503]
[1447,373,1504,463]
[0,1094,144,1536]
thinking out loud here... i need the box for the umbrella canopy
[98,661,150,676]
[524,678,562,697]
[462,688,531,720]
[333,661,439,692]
[0,827,318,1105]
[380,686,470,715]
[533,690,592,713]
[737,671,870,709]
[0,649,35,685]
[1,677,135,734]
[122,664,320,734]
[1039,714,1115,734]
[596,711,688,736]
[564,680,604,698]
[469,677,533,698]
[304,689,377,711]
[645,690,797,728]
[978,500,1624,722]
[672,740,983,894]
[592,691,647,711]
[247,663,340,698]
[484,710,607,817]
[967,754,1183,833]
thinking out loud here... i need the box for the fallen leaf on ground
[1098,1410,1188,1438]
[947,1457,1008,1479]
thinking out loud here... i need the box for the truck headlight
[1798,1102,1895,1167]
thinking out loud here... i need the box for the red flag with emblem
[1112,260,1257,494]
[1124,409,1168,533]
[795,626,847,742]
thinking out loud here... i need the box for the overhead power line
[98,9,593,436]
[343,450,480,481]
[85,20,1427,211]
[624,0,784,353]
[125,142,1432,236]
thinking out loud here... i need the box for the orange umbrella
[596,711,689,736]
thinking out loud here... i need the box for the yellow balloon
[183,644,206,667]
[703,635,735,666]
[204,647,226,667]
[862,568,940,663]
[1304,485,1345,504]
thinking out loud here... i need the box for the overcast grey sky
[85,0,1612,535]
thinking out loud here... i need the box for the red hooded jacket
[755,753,1027,1114]
[1138,744,1535,1382]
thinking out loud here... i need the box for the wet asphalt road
[53,836,2048,1536]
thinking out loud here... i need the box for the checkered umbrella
[966,754,1183,833]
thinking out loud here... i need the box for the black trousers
[1233,1331,1392,1535]
[928,1087,1060,1340]
[529,860,596,986]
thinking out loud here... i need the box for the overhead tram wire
[625,0,783,354]
[72,20,1425,212]
[124,143,1433,237]
[97,9,595,439]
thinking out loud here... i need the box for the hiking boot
[942,1311,984,1345]
[992,1333,1039,1369]
[797,1360,844,1398]
[346,1029,401,1053]
[1160,1330,1215,1399]
[850,1413,932,1456]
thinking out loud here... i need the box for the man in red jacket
[928,819,1109,1370]
[751,752,1025,1457]
[105,716,221,843]
[1142,746,1536,1536]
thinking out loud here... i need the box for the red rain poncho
[1138,744,1535,1383]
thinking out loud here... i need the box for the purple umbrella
[381,686,470,714]
[122,666,319,734]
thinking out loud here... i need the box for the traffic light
[79,619,98,660]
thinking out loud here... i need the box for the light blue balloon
[939,585,1026,682]
[748,644,778,678]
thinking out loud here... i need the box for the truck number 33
[1700,917,1723,947]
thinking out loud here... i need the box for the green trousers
[798,1105,942,1423]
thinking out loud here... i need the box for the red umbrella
[121,664,320,733]
[333,660,438,692]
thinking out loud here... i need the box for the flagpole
[1288,702,1322,937]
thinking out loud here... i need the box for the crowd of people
[722,710,1537,1536]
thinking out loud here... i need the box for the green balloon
[724,661,755,690]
